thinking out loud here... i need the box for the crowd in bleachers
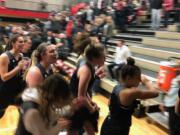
[0,0,180,135]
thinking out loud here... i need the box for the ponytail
[85,44,105,61]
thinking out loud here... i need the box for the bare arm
[24,109,69,135]
[77,65,96,112]
[131,88,159,100]
[120,88,159,107]
[141,75,156,91]
[0,54,22,81]
[25,67,44,88]
[175,97,180,115]
[77,65,91,97]
[120,75,159,106]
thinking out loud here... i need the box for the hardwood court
[0,106,19,135]
[0,94,168,135]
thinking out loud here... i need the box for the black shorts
[70,107,99,132]
[100,116,130,135]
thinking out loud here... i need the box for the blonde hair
[22,50,37,80]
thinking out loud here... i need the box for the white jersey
[22,88,73,117]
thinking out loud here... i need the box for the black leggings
[166,107,180,135]
[101,116,130,135]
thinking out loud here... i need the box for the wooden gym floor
[0,94,168,135]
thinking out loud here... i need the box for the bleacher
[63,15,180,130]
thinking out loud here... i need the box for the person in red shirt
[163,0,174,28]
[0,0,6,9]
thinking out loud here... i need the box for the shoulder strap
[36,63,47,79]
[21,101,39,114]
[6,51,14,61]
[112,84,124,96]
[6,51,22,61]
[86,62,95,76]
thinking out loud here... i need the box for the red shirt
[116,2,125,11]
[163,0,174,11]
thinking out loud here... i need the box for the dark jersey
[0,51,26,107]
[36,63,53,79]
[69,62,95,97]
[101,84,140,135]
[15,101,39,135]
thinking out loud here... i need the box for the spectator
[163,0,174,28]
[150,0,163,29]
[0,0,6,9]
[30,32,43,54]
[44,30,56,44]
[114,0,128,32]
[22,36,32,58]
[86,5,94,23]
[174,0,180,32]
[102,16,115,47]
[107,40,131,79]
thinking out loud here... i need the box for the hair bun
[127,57,135,66]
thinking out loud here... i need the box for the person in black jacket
[150,0,163,29]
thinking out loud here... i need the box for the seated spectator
[91,17,105,41]
[107,39,131,80]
